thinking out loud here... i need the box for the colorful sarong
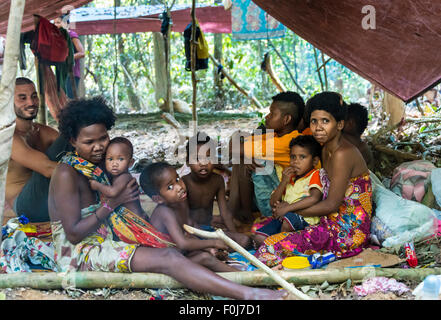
[255,171,373,267]
[61,152,175,248]
[51,204,137,272]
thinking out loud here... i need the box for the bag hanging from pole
[183,20,209,71]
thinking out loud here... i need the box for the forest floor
[2,110,440,301]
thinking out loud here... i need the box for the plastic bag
[390,160,436,202]
[431,168,441,208]
[370,171,437,248]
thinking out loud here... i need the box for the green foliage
[83,0,370,113]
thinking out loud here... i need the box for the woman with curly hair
[49,96,287,300]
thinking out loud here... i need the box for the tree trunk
[78,35,86,98]
[213,0,224,109]
[153,32,168,108]
[118,34,142,111]
[0,0,26,248]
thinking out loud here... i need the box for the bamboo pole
[183,224,311,300]
[1,268,440,290]
[190,0,197,135]
[208,53,264,109]
[0,0,26,248]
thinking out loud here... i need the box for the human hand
[107,177,139,209]
[281,167,295,183]
[245,159,264,173]
[272,201,290,219]
[207,248,218,256]
[214,239,228,251]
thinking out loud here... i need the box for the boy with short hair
[89,136,145,218]
[251,135,323,245]
[342,103,373,169]
[240,91,314,218]
[182,132,252,249]
[140,162,239,272]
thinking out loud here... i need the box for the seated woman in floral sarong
[255,92,373,268]
[48,97,286,300]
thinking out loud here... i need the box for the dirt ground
[0,111,434,301]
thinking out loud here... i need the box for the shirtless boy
[140,162,239,272]
[182,132,251,249]
[342,103,373,169]
[88,137,145,218]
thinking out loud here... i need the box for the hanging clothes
[183,20,209,71]
[231,0,285,41]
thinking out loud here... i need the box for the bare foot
[271,264,284,271]
[245,288,288,300]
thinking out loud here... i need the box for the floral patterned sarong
[255,171,373,267]
[51,204,137,272]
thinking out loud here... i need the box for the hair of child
[289,134,322,159]
[304,91,348,126]
[58,96,116,141]
[139,161,175,198]
[271,91,305,127]
[185,131,217,163]
[346,103,369,135]
[108,136,134,158]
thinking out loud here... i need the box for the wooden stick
[190,0,198,135]
[161,112,182,130]
[374,144,421,161]
[313,47,324,91]
[208,53,264,109]
[183,224,312,300]
[405,117,441,124]
[261,53,286,92]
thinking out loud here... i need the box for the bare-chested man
[4,77,71,223]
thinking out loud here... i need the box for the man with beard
[4,77,70,223]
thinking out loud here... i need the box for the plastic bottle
[419,275,441,300]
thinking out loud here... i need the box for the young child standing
[342,103,373,169]
[182,132,251,249]
[140,162,239,272]
[255,92,373,267]
[89,137,145,218]
[251,135,323,246]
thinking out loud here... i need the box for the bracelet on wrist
[102,201,114,212]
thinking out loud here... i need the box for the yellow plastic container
[282,256,311,270]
